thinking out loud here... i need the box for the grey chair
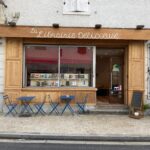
[76,94,89,113]
[34,95,46,115]
[48,95,59,115]
[3,95,18,116]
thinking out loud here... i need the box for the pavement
[0,113,150,141]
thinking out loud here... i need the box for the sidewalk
[0,114,150,141]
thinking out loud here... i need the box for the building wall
[145,41,150,103]
[128,41,145,104]
[0,38,5,112]
[0,38,5,93]
[0,0,149,105]
[4,0,150,28]
[0,6,5,24]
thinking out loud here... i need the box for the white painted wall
[0,38,5,112]
[0,6,5,24]
[0,38,4,93]
[3,0,150,28]
[145,41,150,103]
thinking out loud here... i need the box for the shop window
[24,45,94,88]
[60,46,93,87]
[63,0,90,15]
[24,45,58,87]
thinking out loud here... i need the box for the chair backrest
[3,95,12,105]
[82,94,88,104]
[131,91,143,109]
[47,94,53,103]
[42,95,47,103]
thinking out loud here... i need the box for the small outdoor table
[60,95,75,115]
[17,96,35,117]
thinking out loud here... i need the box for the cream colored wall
[0,6,5,24]
[0,38,5,111]
[0,38,5,93]
[3,0,150,28]
[145,41,150,103]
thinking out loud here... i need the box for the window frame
[23,45,96,88]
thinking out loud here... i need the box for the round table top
[17,96,35,101]
[60,95,75,101]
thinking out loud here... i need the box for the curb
[0,133,150,142]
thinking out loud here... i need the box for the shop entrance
[96,49,124,104]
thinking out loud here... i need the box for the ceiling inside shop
[96,49,124,56]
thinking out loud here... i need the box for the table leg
[28,104,34,113]
[49,103,59,115]
[68,104,75,115]
[19,103,32,116]
[61,104,68,115]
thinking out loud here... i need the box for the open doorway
[96,49,124,104]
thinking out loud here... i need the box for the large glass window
[24,45,94,88]
[60,46,93,87]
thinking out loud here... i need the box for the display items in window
[30,73,89,87]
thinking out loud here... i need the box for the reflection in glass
[25,45,58,87]
[60,46,93,87]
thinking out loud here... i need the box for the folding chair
[3,95,18,116]
[129,91,144,119]
[76,94,89,113]
[48,95,59,115]
[34,95,47,115]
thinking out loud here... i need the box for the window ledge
[21,87,97,91]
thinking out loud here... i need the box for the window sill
[21,87,97,91]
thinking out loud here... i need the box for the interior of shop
[96,48,124,105]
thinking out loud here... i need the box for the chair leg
[68,104,75,115]
[35,105,46,115]
[5,109,15,116]
[49,103,59,115]
[61,104,68,115]
[5,105,17,116]
[40,108,46,114]
[28,105,34,113]
[77,103,85,113]
[34,105,40,115]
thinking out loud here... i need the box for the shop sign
[30,28,119,39]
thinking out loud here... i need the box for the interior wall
[96,49,125,104]
[96,56,110,89]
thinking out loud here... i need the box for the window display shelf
[60,73,89,87]
[30,73,89,87]
[60,80,89,87]
[30,78,58,80]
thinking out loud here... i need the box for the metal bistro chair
[76,94,89,114]
[3,95,18,116]
[34,95,47,115]
[48,95,59,115]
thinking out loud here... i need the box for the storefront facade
[0,26,147,107]
[1,0,150,108]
